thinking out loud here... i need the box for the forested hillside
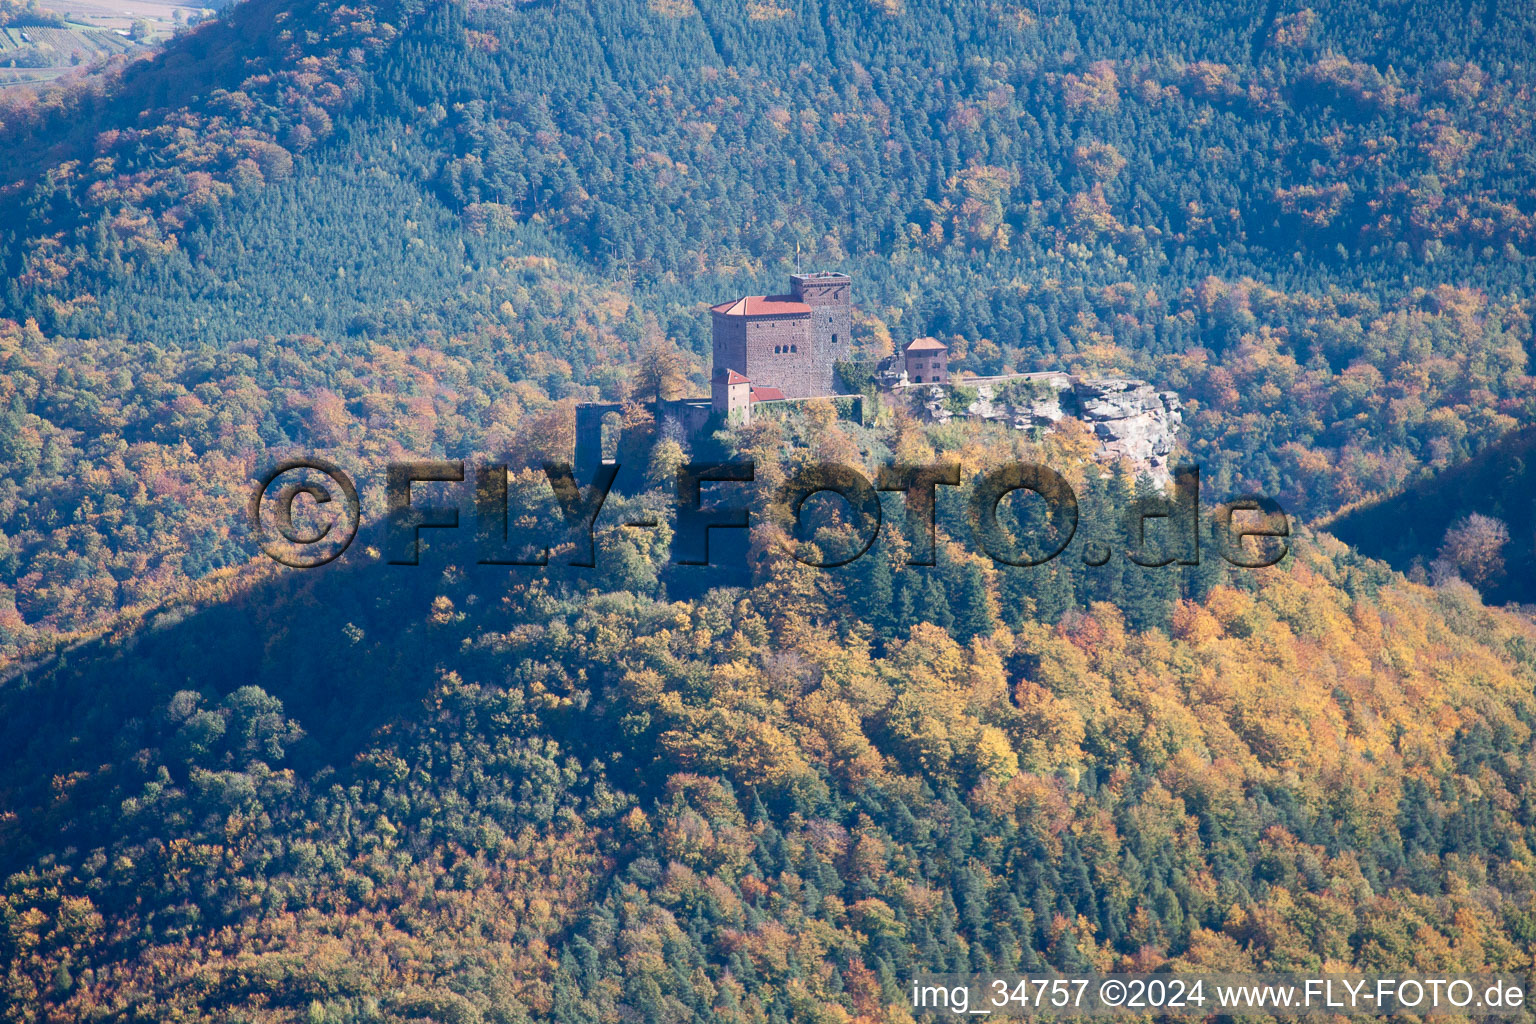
[1328,424,1536,604]
[4,482,1536,1020]
[1,0,1535,645]
[3,0,1536,1020]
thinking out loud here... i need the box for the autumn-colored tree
[1432,513,1510,586]
[634,322,694,405]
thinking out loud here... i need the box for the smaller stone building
[904,337,949,383]
[711,368,752,425]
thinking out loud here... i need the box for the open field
[48,0,208,34]
[0,0,211,88]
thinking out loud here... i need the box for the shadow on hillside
[1327,425,1536,606]
[0,518,535,865]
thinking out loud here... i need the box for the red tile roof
[718,369,750,385]
[905,336,948,352]
[750,386,787,403]
[711,295,812,317]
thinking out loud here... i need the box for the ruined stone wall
[658,400,715,440]
[574,402,625,474]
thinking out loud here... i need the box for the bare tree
[1431,513,1510,587]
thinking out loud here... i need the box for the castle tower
[712,367,752,425]
[709,272,851,399]
[710,292,814,397]
[790,272,852,384]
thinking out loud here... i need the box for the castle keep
[710,271,851,414]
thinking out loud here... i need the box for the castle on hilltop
[709,271,853,419]
[575,271,859,470]
[572,269,1178,483]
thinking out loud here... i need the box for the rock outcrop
[1070,377,1183,477]
[891,372,1182,483]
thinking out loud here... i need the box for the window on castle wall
[832,334,837,345]
[790,345,797,353]
[600,411,622,462]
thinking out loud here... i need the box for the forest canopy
[1,0,1536,1020]
[0,0,1532,646]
